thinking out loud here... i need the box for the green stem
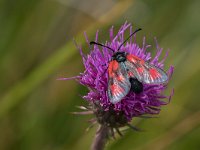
[91,126,109,150]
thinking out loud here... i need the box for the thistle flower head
[71,22,173,128]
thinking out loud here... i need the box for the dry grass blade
[71,111,94,115]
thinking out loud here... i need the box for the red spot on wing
[127,54,137,63]
[127,54,145,65]
[117,75,125,82]
[149,68,161,79]
[137,67,144,74]
[112,60,119,71]
[139,60,145,65]
[110,84,123,95]
[108,60,119,77]
[108,62,113,77]
[128,71,134,77]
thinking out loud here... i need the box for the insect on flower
[90,28,168,104]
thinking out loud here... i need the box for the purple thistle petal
[57,76,80,80]
[68,23,174,122]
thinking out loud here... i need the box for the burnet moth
[90,28,168,104]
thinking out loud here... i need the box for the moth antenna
[90,41,115,52]
[117,28,142,51]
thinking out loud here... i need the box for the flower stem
[91,125,109,150]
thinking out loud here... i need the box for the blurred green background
[0,0,200,149]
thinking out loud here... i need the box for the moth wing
[126,54,168,84]
[108,61,131,104]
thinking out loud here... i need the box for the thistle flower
[61,22,174,149]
